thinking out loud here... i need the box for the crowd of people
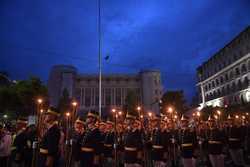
[0,107,250,167]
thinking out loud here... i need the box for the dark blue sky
[1,0,250,102]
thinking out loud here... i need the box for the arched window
[225,73,229,81]
[231,82,236,92]
[241,64,247,73]
[216,79,219,86]
[218,89,221,97]
[205,85,208,92]
[227,84,230,93]
[212,81,215,88]
[235,67,240,76]
[220,76,224,84]
[244,77,249,88]
[237,80,242,90]
[230,71,234,79]
[222,87,225,95]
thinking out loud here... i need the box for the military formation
[0,107,250,167]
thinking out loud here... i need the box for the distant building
[48,65,164,116]
[196,26,250,108]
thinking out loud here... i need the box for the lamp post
[112,108,122,167]
[65,112,71,167]
[71,101,78,125]
[31,98,43,167]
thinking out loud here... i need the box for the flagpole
[98,0,102,118]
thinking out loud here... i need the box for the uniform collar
[47,121,58,130]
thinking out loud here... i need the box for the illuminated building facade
[48,65,163,116]
[197,26,250,108]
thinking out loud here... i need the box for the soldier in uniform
[227,115,245,166]
[246,118,250,164]
[123,113,143,167]
[11,117,28,167]
[150,115,167,167]
[179,115,197,167]
[70,117,85,167]
[39,107,61,167]
[25,124,36,167]
[80,110,101,167]
[103,120,114,167]
[207,116,225,167]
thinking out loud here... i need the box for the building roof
[197,26,250,70]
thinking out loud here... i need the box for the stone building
[48,65,163,116]
[197,26,250,108]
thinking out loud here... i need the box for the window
[222,87,225,95]
[227,84,230,93]
[235,68,240,76]
[230,71,234,79]
[241,64,247,73]
[212,81,215,88]
[225,74,229,81]
[237,80,242,90]
[218,89,221,96]
[220,76,224,84]
[95,88,99,106]
[209,83,211,89]
[244,77,249,88]
[115,88,122,106]
[216,79,219,86]
[105,88,111,106]
[85,88,91,107]
[232,82,236,92]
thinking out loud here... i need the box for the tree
[161,90,187,114]
[57,88,71,114]
[123,90,139,116]
[0,76,48,118]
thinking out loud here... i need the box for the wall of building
[48,66,164,115]
[197,26,250,108]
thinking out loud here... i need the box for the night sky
[1,0,250,102]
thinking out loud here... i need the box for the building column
[200,83,206,107]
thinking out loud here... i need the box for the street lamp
[71,101,78,122]
[235,115,239,119]
[37,98,43,104]
[3,114,7,119]
[148,112,152,118]
[168,107,173,114]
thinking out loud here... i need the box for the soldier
[0,123,12,167]
[246,118,250,164]
[167,119,179,167]
[103,120,114,167]
[150,115,167,167]
[11,117,28,167]
[70,117,85,167]
[39,107,61,167]
[207,116,225,167]
[123,113,143,167]
[179,115,197,167]
[80,110,101,167]
[25,124,36,167]
[227,115,245,166]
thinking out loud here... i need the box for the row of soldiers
[1,107,250,167]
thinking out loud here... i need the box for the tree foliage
[160,90,187,114]
[123,90,139,116]
[0,77,48,118]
